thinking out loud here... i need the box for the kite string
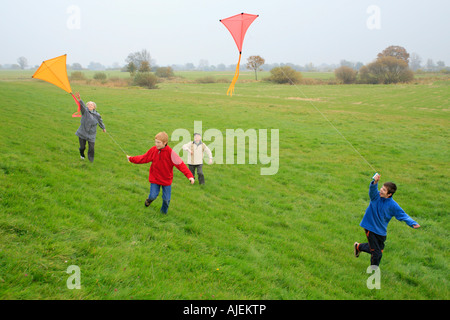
[280,68,377,173]
[105,130,128,156]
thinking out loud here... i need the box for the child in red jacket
[127,132,194,214]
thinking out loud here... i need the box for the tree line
[267,46,449,85]
[336,46,414,84]
[5,46,448,88]
[120,46,441,87]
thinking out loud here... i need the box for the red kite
[32,54,81,117]
[220,12,258,96]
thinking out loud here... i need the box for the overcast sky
[1,0,449,68]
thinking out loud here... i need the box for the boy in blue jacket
[354,174,420,266]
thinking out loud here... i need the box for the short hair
[155,131,169,145]
[383,182,397,197]
[86,101,97,109]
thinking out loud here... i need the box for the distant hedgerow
[195,76,216,83]
[93,72,107,80]
[70,71,86,80]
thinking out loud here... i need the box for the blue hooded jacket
[360,181,418,236]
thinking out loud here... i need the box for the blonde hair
[155,131,169,145]
[86,101,97,110]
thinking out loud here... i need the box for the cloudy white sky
[1,0,449,68]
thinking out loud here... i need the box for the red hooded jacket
[129,145,193,186]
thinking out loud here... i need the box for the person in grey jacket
[74,92,106,162]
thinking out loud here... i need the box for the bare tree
[426,59,435,72]
[409,53,422,71]
[17,56,28,69]
[198,59,209,71]
[246,55,265,80]
[125,49,151,70]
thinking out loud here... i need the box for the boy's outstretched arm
[171,150,194,183]
[98,116,106,132]
[393,204,420,229]
[127,149,154,164]
[175,161,194,184]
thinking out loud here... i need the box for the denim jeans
[149,183,171,214]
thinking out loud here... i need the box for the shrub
[267,66,302,84]
[335,66,357,84]
[133,72,158,89]
[93,72,107,80]
[155,67,174,78]
[70,71,86,80]
[358,65,379,84]
[138,61,151,73]
[359,57,414,84]
[195,76,216,83]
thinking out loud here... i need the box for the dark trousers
[358,229,386,266]
[189,164,205,184]
[79,137,95,162]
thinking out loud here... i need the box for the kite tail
[227,53,241,96]
[71,93,82,117]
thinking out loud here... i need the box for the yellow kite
[32,54,81,117]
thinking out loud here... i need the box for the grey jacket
[75,100,105,142]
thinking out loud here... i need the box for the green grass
[0,69,334,83]
[0,74,449,300]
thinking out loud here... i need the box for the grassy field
[0,69,333,82]
[0,71,449,300]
